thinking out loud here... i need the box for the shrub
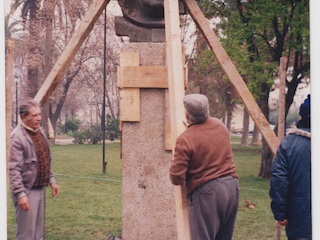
[70,130,88,144]
[106,115,120,139]
[64,119,81,133]
[68,125,102,145]
[87,125,102,144]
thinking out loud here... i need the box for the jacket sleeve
[170,136,189,185]
[270,143,289,221]
[49,168,56,185]
[9,134,27,199]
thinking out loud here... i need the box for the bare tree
[7,0,121,135]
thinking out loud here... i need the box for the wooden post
[6,40,14,164]
[278,57,287,142]
[274,221,282,240]
[164,0,191,239]
[4,39,14,240]
[273,57,287,240]
[182,0,280,155]
[34,0,110,106]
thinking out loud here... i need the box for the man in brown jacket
[170,94,239,240]
[9,99,59,240]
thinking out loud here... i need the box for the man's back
[270,128,311,239]
[171,117,237,194]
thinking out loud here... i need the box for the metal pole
[102,6,107,173]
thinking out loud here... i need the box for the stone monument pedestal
[119,43,177,239]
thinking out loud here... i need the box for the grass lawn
[7,138,286,239]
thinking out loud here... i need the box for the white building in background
[269,77,310,112]
[231,79,310,133]
[230,104,255,134]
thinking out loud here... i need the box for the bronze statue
[115,0,185,42]
[118,0,165,29]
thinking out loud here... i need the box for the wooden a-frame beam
[34,0,110,106]
[182,0,280,155]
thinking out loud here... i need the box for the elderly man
[9,99,59,240]
[170,93,239,240]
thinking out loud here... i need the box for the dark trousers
[288,238,312,240]
[188,176,239,240]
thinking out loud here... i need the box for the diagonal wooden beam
[34,0,110,106]
[182,0,280,155]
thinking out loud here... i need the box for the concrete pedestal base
[121,43,177,239]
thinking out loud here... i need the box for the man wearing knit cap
[270,94,311,240]
[170,93,239,240]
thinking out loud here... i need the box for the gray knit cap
[183,94,209,117]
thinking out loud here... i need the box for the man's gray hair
[187,112,209,124]
[19,99,40,117]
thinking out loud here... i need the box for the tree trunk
[226,109,232,132]
[42,0,54,141]
[49,73,75,134]
[27,0,41,98]
[250,124,260,146]
[258,139,273,179]
[257,84,273,179]
[241,107,249,146]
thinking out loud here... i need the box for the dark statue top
[118,0,165,28]
[115,0,185,42]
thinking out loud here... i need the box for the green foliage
[68,125,102,145]
[269,108,300,127]
[199,0,309,177]
[87,125,103,144]
[69,130,88,144]
[63,118,80,133]
[106,115,119,139]
[285,111,300,127]
[222,5,278,99]
[188,37,238,119]
[224,0,309,93]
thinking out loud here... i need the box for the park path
[54,138,120,145]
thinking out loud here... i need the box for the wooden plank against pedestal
[34,0,110,106]
[119,52,140,122]
[182,0,280,155]
[119,89,140,121]
[164,90,172,150]
[164,0,191,239]
[121,66,168,88]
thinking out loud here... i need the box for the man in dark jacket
[270,94,311,240]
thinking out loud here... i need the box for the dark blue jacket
[270,128,311,239]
